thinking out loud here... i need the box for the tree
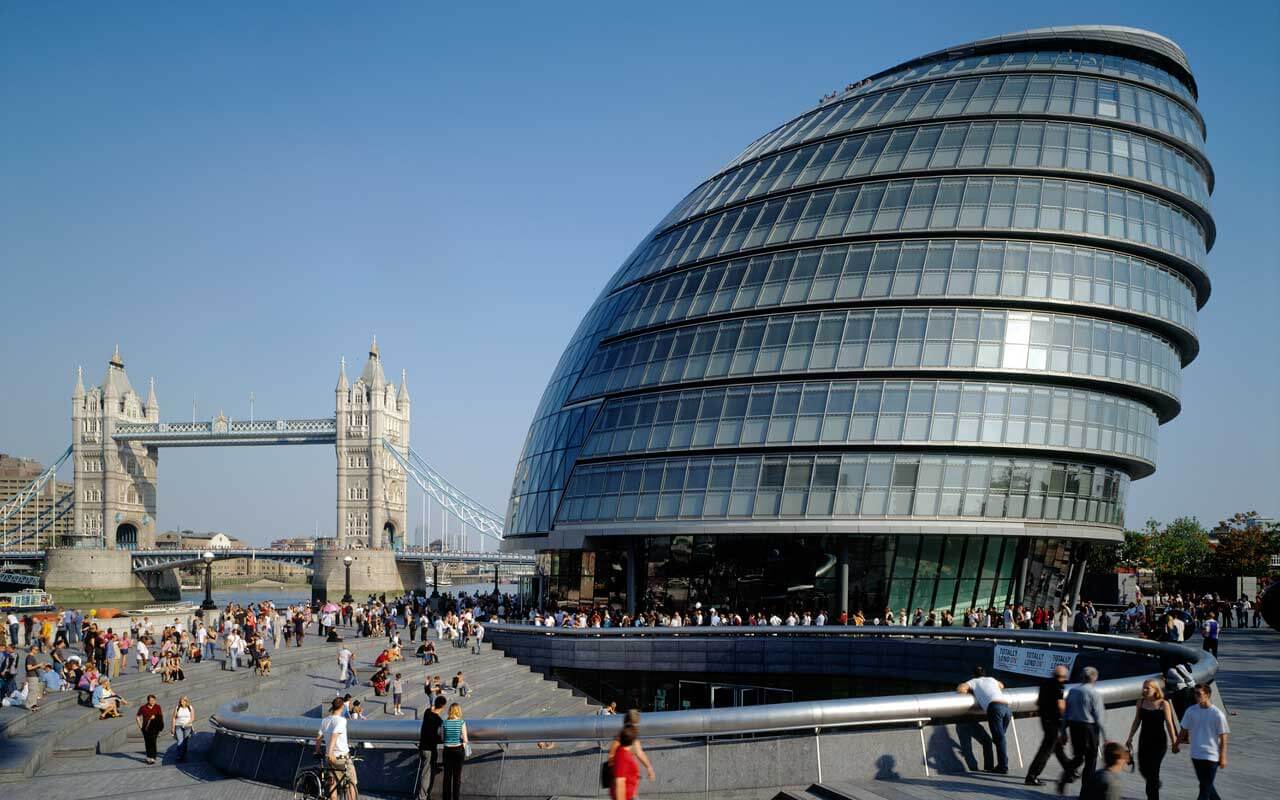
[1086,528,1152,575]
[1212,511,1280,577]
[1147,516,1212,582]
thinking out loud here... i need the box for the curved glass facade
[610,240,1199,343]
[507,27,1215,619]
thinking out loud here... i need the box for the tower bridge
[0,340,531,601]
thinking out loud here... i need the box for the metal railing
[210,626,1215,747]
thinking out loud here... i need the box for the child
[392,672,404,716]
[349,699,365,720]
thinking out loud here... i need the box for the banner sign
[992,644,1077,679]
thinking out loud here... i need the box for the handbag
[464,742,472,758]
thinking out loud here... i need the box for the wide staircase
[283,635,598,720]
[2,625,597,796]
[0,624,388,782]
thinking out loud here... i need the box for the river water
[173,581,518,610]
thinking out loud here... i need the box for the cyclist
[316,696,358,800]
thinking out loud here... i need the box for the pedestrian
[316,696,357,799]
[608,710,657,783]
[1177,685,1229,800]
[1024,664,1069,786]
[338,644,355,690]
[171,696,195,763]
[1079,741,1130,800]
[1124,678,1178,800]
[441,703,469,800]
[106,634,121,679]
[955,666,1011,774]
[416,694,448,800]
[611,725,642,800]
[136,693,165,764]
[393,672,405,716]
[1059,666,1107,794]
[1200,613,1219,658]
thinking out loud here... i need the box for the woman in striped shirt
[441,703,469,800]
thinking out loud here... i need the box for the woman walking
[441,703,469,800]
[607,710,657,784]
[611,726,641,800]
[171,696,195,763]
[136,694,165,764]
[1125,679,1179,800]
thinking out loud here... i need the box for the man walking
[1178,685,1229,800]
[338,644,356,690]
[956,666,1012,774]
[417,694,448,799]
[1201,612,1220,658]
[1059,666,1107,794]
[1024,664,1069,786]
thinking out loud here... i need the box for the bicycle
[292,752,362,800]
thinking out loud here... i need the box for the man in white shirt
[768,613,782,626]
[815,611,826,626]
[337,645,355,690]
[1179,685,1229,800]
[957,666,1012,774]
[317,696,357,793]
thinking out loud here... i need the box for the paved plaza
[4,624,1274,798]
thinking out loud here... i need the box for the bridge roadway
[0,547,535,574]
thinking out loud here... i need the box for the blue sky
[1,1,1276,544]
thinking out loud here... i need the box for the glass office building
[505,27,1214,618]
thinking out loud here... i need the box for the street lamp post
[200,551,217,610]
[341,555,353,603]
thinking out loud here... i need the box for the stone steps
[0,625,385,781]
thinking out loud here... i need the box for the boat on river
[0,589,55,613]
[124,601,201,617]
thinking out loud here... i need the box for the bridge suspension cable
[1,445,73,550]
[382,440,504,542]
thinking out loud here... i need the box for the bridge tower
[334,338,409,549]
[70,347,159,550]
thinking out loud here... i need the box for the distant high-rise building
[0,453,74,542]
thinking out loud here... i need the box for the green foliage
[1212,511,1280,577]
[1086,528,1153,575]
[1146,516,1212,579]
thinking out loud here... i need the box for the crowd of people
[3,581,1263,799]
[962,660,1230,800]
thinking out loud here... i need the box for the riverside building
[505,27,1214,618]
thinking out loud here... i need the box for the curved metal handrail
[210,627,1215,745]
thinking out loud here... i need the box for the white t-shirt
[1180,704,1229,760]
[196,627,207,644]
[965,677,1009,711]
[338,648,352,666]
[319,714,350,757]
[175,706,193,726]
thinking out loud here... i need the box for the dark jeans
[417,747,439,800]
[442,746,464,800]
[1063,721,1100,781]
[985,702,1012,771]
[1026,717,1068,779]
[1192,758,1221,800]
[1202,637,1218,657]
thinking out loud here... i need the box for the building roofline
[871,26,1197,100]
